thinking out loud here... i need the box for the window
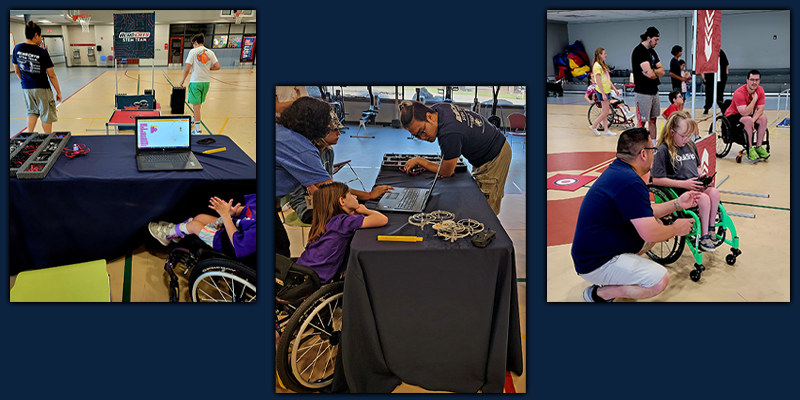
[170,24,185,34]
[333,86,526,106]
[244,23,256,34]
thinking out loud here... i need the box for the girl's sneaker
[699,235,717,252]
[604,130,617,136]
[590,127,601,136]
[149,222,177,246]
[159,221,183,243]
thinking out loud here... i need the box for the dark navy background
[1,1,796,399]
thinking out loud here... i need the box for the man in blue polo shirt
[275,97,336,257]
[12,21,62,134]
[571,128,700,302]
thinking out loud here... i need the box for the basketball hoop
[72,14,91,33]
[234,12,244,25]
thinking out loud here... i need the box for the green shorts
[187,82,210,105]
[23,88,58,123]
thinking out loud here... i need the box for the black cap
[643,26,660,39]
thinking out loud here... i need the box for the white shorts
[579,253,667,288]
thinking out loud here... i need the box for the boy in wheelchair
[652,112,720,252]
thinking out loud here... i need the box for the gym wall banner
[113,13,155,59]
[240,36,256,62]
[696,10,722,75]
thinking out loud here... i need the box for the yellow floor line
[218,118,230,134]
[521,333,526,341]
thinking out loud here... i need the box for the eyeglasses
[413,121,429,139]
[619,147,658,156]
[747,78,761,82]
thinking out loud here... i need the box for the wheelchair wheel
[713,116,732,158]
[189,259,256,302]
[587,103,601,127]
[277,281,344,393]
[646,186,686,265]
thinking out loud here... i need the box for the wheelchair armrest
[275,254,322,288]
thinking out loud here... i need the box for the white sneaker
[191,128,202,134]
[591,127,601,136]
[604,130,617,136]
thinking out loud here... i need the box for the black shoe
[583,285,615,302]
[703,109,709,115]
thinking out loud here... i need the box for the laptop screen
[136,117,191,150]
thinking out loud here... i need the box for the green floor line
[137,74,140,95]
[721,201,790,211]
[122,253,132,302]
[517,278,526,283]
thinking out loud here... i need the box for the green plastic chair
[279,195,311,246]
[11,259,110,302]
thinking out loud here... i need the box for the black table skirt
[331,168,523,393]
[9,135,256,275]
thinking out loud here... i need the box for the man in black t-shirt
[399,100,511,215]
[703,49,729,115]
[631,26,665,146]
[11,22,62,134]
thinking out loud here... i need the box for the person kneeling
[572,128,700,302]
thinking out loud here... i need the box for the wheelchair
[162,236,256,302]
[275,254,344,393]
[587,93,637,130]
[711,99,771,163]
[646,185,742,282]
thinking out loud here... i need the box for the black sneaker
[703,109,709,115]
[583,284,615,302]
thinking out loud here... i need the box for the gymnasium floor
[547,92,790,302]
[9,63,256,302]
[277,123,527,393]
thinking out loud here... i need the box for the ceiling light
[16,15,24,17]
[40,20,51,23]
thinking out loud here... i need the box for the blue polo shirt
[12,43,54,89]
[432,103,506,168]
[571,159,654,274]
[275,124,331,199]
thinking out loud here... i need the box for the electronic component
[472,229,496,248]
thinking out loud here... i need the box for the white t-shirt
[185,46,218,83]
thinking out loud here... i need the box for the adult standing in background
[703,49,729,115]
[631,26,664,146]
[12,21,62,134]
[180,33,221,134]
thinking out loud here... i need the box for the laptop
[376,157,442,213]
[135,115,203,172]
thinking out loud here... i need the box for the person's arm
[737,92,759,117]
[306,179,334,195]
[209,197,239,246]
[404,157,458,178]
[351,185,395,201]
[180,62,192,87]
[276,96,298,114]
[354,204,388,228]
[752,104,765,123]
[640,61,657,79]
[653,62,665,77]
[669,71,682,80]
[630,215,693,242]
[45,67,62,102]
[210,61,221,71]
[652,176,703,191]
[13,64,21,81]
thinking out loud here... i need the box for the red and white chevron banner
[696,10,722,75]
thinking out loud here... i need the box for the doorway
[169,37,184,64]
[42,36,66,64]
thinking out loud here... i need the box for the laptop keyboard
[140,153,190,163]
[396,189,421,210]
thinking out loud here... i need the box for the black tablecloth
[331,168,523,393]
[9,135,256,275]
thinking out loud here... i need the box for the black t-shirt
[670,57,682,89]
[719,49,729,78]
[631,43,661,95]
[432,103,506,168]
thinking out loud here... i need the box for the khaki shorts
[472,141,512,215]
[23,88,58,123]
[579,251,667,289]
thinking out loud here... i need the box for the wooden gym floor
[547,94,790,302]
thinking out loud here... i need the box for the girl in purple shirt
[298,182,388,283]
[149,194,256,260]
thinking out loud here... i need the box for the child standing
[651,112,721,252]
[298,182,388,283]
[662,90,684,119]
[149,194,256,260]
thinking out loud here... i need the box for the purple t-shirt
[298,213,365,283]
[213,193,256,259]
